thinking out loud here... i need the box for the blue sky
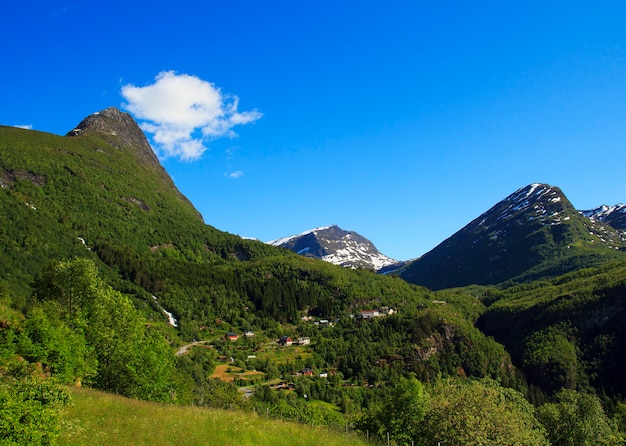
[2,1,626,260]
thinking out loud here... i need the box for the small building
[301,368,314,377]
[278,336,293,346]
[244,330,255,338]
[359,310,380,319]
[225,332,239,341]
[319,371,328,378]
[297,337,311,346]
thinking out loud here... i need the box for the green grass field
[59,387,368,446]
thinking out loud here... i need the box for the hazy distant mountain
[398,183,626,290]
[268,225,403,271]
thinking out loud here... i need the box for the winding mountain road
[175,340,209,356]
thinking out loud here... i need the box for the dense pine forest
[1,112,625,445]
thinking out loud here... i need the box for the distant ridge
[581,204,626,231]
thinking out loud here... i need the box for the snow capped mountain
[464,183,623,247]
[268,225,401,271]
[399,183,626,290]
[266,184,624,288]
[580,204,626,231]
[434,183,579,252]
[491,183,569,224]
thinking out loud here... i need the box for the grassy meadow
[59,387,368,446]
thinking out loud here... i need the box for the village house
[359,309,380,319]
[359,307,395,319]
[296,337,311,346]
[244,330,254,337]
[278,336,293,346]
[225,332,239,341]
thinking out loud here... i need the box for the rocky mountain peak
[66,107,203,222]
[67,107,160,170]
[487,183,571,226]
[435,183,574,253]
[268,225,401,271]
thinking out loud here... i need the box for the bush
[0,377,71,445]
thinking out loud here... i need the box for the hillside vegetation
[1,111,626,445]
[479,260,626,403]
[399,184,626,290]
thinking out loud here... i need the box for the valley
[1,109,625,445]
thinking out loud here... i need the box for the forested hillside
[399,183,626,290]
[479,260,626,405]
[1,111,625,445]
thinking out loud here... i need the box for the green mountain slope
[399,183,626,290]
[478,260,626,401]
[0,109,516,387]
[0,112,274,301]
[2,109,626,443]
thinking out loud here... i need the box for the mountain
[580,204,626,231]
[67,107,160,169]
[399,183,626,290]
[67,107,203,219]
[0,108,275,299]
[0,108,518,391]
[478,258,626,400]
[267,225,403,271]
[4,108,626,425]
[0,107,441,335]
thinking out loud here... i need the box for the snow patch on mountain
[580,204,626,242]
[581,204,626,222]
[268,225,400,271]
[496,183,563,223]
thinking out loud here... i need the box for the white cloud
[13,124,32,130]
[225,170,244,179]
[121,71,262,161]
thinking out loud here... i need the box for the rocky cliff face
[66,107,203,222]
[67,107,161,170]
